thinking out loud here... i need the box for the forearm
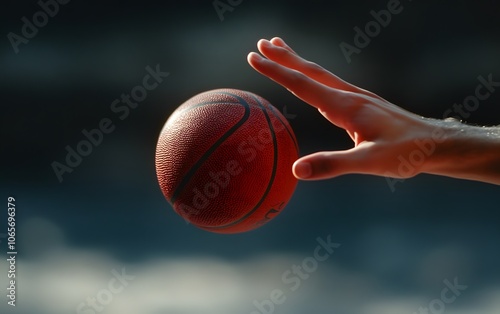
[423,120,500,185]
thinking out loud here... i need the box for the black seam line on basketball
[169,93,251,204]
[204,94,279,230]
[176,101,242,115]
[267,104,299,154]
[173,90,254,119]
[176,91,248,113]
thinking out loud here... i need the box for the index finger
[247,52,361,127]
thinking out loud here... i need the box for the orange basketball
[155,88,299,233]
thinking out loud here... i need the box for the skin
[247,37,500,185]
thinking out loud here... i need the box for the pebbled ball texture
[155,88,299,233]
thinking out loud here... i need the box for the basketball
[155,88,299,233]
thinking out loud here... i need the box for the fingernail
[271,37,284,45]
[294,162,312,179]
[260,39,272,47]
[248,52,263,63]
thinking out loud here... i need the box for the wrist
[421,119,500,184]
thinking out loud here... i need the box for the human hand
[247,37,450,181]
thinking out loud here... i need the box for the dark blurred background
[1,1,500,313]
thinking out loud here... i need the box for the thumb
[292,144,374,180]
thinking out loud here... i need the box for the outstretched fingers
[247,51,361,127]
[259,38,384,101]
